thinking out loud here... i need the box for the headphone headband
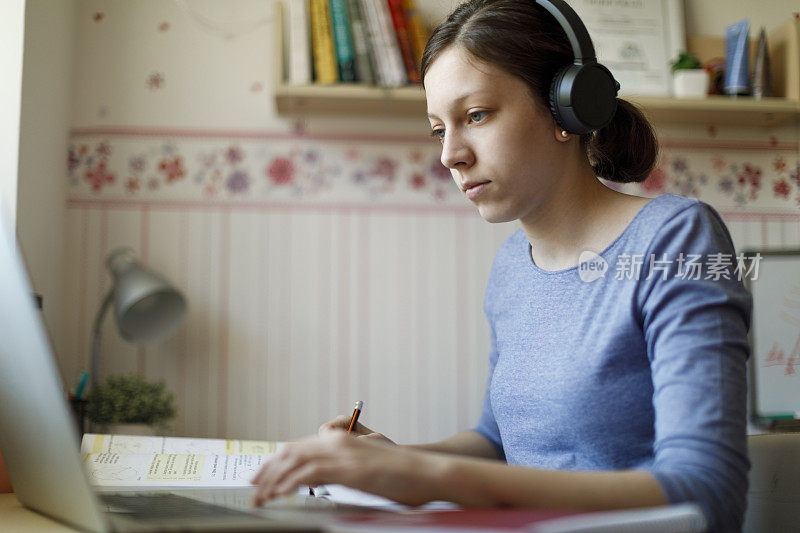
[535,0,596,64]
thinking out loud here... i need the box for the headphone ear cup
[549,63,619,135]
[548,65,571,132]
[569,63,619,132]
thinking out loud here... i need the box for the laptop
[0,214,341,532]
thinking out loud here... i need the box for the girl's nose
[440,132,475,170]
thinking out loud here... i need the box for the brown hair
[420,0,658,184]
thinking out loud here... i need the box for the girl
[252,1,750,530]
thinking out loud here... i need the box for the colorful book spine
[367,0,407,86]
[385,0,420,83]
[329,0,358,82]
[287,0,312,85]
[309,0,339,84]
[359,0,389,87]
[345,0,375,84]
[358,0,389,86]
[402,0,429,74]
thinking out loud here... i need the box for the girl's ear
[554,126,570,142]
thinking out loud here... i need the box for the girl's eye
[468,111,487,123]
[430,129,445,143]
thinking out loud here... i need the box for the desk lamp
[90,248,187,391]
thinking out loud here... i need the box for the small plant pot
[672,69,709,98]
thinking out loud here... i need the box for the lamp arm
[90,289,115,392]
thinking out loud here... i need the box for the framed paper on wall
[744,250,800,429]
[566,0,686,96]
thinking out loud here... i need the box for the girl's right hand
[318,415,397,446]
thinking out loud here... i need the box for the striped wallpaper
[59,202,517,443]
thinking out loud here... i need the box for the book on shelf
[362,0,407,86]
[280,0,426,88]
[402,0,430,73]
[346,0,376,84]
[329,0,358,82]
[285,0,312,85]
[309,0,339,84]
[386,0,420,83]
[357,0,389,86]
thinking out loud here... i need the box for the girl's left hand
[250,430,445,507]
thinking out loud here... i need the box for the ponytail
[585,99,658,183]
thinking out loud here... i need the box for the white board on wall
[747,251,800,424]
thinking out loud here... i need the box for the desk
[0,494,578,532]
[0,492,706,532]
[0,493,76,532]
[0,493,521,533]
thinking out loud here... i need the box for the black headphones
[536,0,620,135]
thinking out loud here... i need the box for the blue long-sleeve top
[474,193,751,532]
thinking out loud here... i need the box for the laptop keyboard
[99,492,265,520]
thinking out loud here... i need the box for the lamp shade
[106,248,186,343]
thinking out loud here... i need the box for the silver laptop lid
[0,214,109,532]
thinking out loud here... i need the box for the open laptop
[0,214,342,532]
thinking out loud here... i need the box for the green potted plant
[87,374,176,435]
[670,51,708,98]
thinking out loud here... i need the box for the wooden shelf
[275,83,426,116]
[629,95,800,127]
[275,84,800,127]
[274,2,800,128]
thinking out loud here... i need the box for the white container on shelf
[672,69,710,98]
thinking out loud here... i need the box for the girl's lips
[465,181,490,200]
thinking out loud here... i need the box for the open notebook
[80,433,455,509]
[81,433,285,490]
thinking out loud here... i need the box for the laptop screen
[0,214,109,532]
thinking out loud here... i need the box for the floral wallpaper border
[68,130,800,211]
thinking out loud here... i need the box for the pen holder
[69,397,88,437]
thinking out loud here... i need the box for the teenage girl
[253,1,750,530]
